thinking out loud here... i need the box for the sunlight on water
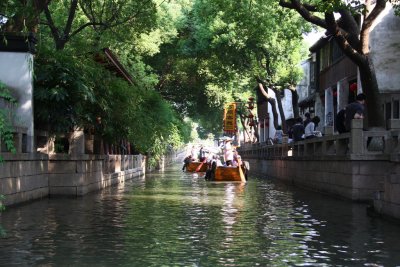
[0,163,400,266]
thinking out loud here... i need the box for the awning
[298,95,315,108]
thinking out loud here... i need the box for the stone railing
[240,119,400,161]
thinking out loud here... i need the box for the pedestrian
[336,108,347,134]
[303,112,312,127]
[305,116,320,139]
[291,117,305,142]
[345,93,366,132]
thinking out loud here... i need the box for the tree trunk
[359,57,384,127]
[256,83,280,130]
[271,87,287,132]
[239,113,251,142]
[267,98,280,130]
[290,87,300,119]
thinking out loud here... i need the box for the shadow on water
[0,163,399,266]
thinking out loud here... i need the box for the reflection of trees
[1,167,399,265]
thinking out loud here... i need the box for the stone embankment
[239,119,400,221]
[0,153,146,206]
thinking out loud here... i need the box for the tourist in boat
[182,155,193,171]
[199,145,206,161]
[190,146,197,160]
[220,137,234,166]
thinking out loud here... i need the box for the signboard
[223,102,237,133]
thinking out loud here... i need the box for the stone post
[387,119,400,156]
[324,126,334,136]
[350,119,364,154]
[68,127,85,156]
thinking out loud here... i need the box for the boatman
[220,137,234,166]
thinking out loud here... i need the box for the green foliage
[0,81,16,157]
[34,51,96,134]
[6,0,312,159]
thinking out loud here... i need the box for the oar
[196,159,207,172]
[237,157,247,183]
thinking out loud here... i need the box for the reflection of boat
[186,161,208,172]
[214,165,247,183]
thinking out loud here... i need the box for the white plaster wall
[370,5,400,92]
[0,52,34,152]
[282,89,294,120]
[297,59,310,101]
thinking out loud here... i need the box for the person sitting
[305,116,321,139]
[182,155,192,171]
[345,93,366,132]
[303,112,312,127]
[336,108,347,134]
[292,117,305,142]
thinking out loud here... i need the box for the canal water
[1,163,400,267]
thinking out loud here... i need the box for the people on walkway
[336,108,347,134]
[291,117,305,142]
[303,112,312,128]
[345,93,366,132]
[305,116,321,139]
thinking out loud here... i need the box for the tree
[279,0,399,127]
[184,0,309,132]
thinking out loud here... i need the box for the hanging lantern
[247,113,254,119]
[350,83,357,92]
[248,97,255,102]
[249,121,255,126]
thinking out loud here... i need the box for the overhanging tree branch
[279,0,327,29]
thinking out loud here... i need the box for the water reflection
[0,164,399,266]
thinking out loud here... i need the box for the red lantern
[350,83,357,92]
[249,122,254,126]
[247,113,254,119]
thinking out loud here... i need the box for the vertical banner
[223,102,237,134]
[325,87,334,126]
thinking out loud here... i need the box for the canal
[1,163,400,266]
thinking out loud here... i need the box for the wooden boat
[186,161,208,172]
[213,165,247,183]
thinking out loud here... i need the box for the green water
[0,163,399,266]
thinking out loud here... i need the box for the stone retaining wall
[239,119,400,221]
[0,153,48,206]
[0,153,146,206]
[246,158,388,201]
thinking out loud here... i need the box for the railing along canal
[239,119,400,161]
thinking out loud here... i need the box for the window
[394,100,399,119]
[319,44,332,71]
[332,41,344,62]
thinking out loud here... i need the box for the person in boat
[232,150,240,167]
[199,145,206,162]
[220,137,234,166]
[182,155,192,171]
[205,154,218,180]
[190,146,197,160]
